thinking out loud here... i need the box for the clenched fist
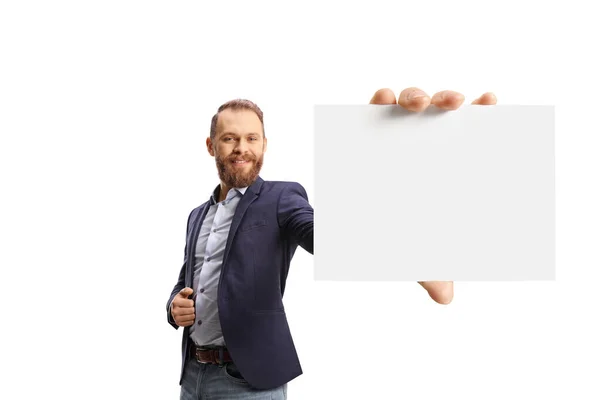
[171,287,195,327]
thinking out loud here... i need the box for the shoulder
[260,180,308,197]
[261,180,306,191]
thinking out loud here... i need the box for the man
[167,87,497,399]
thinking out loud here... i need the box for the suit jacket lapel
[222,176,264,267]
[185,198,213,287]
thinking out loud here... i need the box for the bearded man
[167,87,495,399]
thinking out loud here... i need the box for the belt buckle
[197,355,210,364]
[195,348,222,365]
[194,348,210,364]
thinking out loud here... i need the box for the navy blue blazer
[167,176,314,390]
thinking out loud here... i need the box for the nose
[234,139,249,154]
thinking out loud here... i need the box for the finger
[398,87,431,112]
[176,313,195,322]
[471,92,497,105]
[174,299,194,308]
[369,88,397,105]
[431,90,465,110]
[418,281,454,304]
[179,315,195,324]
[176,307,195,316]
[177,317,195,327]
[178,287,194,298]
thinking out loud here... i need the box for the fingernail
[408,90,427,100]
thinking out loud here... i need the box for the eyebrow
[220,132,261,137]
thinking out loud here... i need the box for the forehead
[216,109,262,135]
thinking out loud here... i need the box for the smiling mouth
[232,159,251,166]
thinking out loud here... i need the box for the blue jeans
[180,357,287,399]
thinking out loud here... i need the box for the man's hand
[369,87,497,305]
[369,87,497,111]
[171,287,195,327]
[418,281,454,305]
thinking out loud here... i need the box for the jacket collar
[209,176,264,204]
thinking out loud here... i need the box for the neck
[218,182,232,203]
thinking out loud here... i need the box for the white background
[1,1,598,399]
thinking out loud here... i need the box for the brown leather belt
[190,345,233,365]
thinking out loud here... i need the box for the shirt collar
[210,185,248,205]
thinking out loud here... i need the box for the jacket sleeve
[166,209,194,329]
[277,182,314,254]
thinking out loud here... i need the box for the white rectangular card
[313,104,555,281]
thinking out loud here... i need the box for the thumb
[178,287,193,298]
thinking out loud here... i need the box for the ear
[206,137,215,156]
[263,136,268,153]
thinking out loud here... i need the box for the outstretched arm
[277,182,314,254]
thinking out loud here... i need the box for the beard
[215,151,264,189]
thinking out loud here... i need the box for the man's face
[207,108,267,188]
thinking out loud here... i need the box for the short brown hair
[210,99,265,140]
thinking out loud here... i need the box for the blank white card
[313,104,555,281]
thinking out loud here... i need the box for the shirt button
[197,320,202,325]
[213,229,217,233]
[206,257,210,262]
[200,288,205,293]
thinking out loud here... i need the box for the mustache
[226,153,257,162]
